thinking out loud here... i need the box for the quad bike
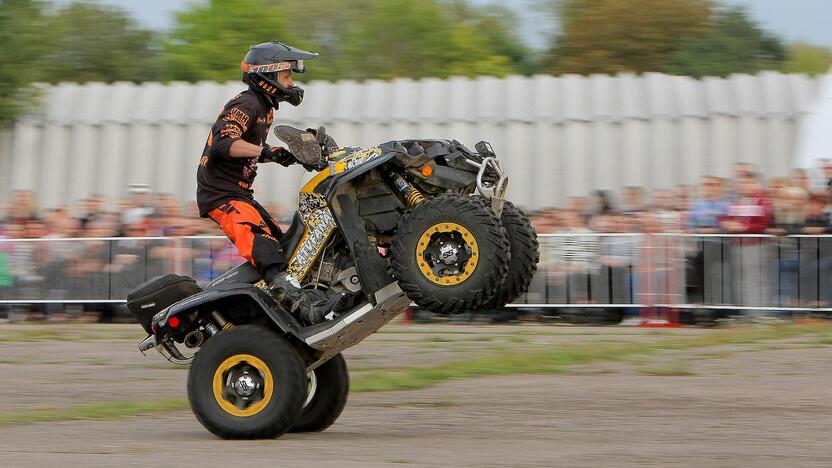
[127,126,539,439]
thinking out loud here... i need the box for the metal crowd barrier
[2,234,832,312]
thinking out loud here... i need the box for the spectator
[790,168,811,193]
[804,195,831,234]
[565,196,591,222]
[721,174,775,235]
[687,176,731,304]
[78,194,106,229]
[721,173,775,309]
[591,190,615,216]
[768,177,787,196]
[768,186,810,305]
[734,162,756,181]
[770,186,809,235]
[550,209,600,303]
[651,189,682,232]
[621,186,646,215]
[689,176,729,232]
[636,212,684,309]
[6,190,38,224]
[596,213,640,304]
[818,158,832,192]
[121,185,154,227]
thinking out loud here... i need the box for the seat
[279,211,306,259]
[204,261,262,290]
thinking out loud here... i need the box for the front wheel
[187,325,306,439]
[290,353,349,433]
[481,200,540,308]
[392,194,510,314]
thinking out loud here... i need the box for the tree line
[1,0,830,123]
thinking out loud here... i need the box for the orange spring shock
[388,172,425,206]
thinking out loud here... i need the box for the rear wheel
[392,194,510,314]
[481,200,539,308]
[187,325,305,439]
[290,353,349,433]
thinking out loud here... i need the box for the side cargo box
[127,274,202,334]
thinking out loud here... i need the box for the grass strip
[0,399,189,427]
[0,324,828,427]
[350,324,831,392]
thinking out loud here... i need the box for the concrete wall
[0,72,821,212]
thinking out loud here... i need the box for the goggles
[242,60,306,74]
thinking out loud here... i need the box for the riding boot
[267,272,341,325]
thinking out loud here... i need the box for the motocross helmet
[241,41,318,108]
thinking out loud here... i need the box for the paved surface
[0,324,829,467]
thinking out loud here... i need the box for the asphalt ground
[0,323,829,467]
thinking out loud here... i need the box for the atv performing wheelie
[128,126,539,439]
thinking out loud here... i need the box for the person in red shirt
[720,173,775,310]
[721,173,774,234]
[196,41,338,325]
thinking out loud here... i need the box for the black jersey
[196,90,276,216]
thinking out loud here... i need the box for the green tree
[780,43,832,76]
[42,2,161,83]
[340,0,514,80]
[266,0,376,81]
[447,1,536,75]
[542,0,712,75]
[0,0,48,124]
[164,0,303,82]
[663,7,786,77]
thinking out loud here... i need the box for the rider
[196,40,339,325]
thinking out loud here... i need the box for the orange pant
[208,200,287,276]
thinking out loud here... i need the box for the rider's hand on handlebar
[302,159,329,172]
[259,144,295,166]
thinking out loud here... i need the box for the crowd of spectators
[526,160,832,314]
[0,186,293,321]
[3,161,832,321]
[528,161,832,237]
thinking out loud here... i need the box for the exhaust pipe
[184,330,205,349]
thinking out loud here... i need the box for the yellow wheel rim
[212,354,274,417]
[415,222,479,286]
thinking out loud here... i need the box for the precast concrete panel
[0,129,13,201]
[155,124,185,196]
[504,122,533,208]
[533,121,560,206]
[2,73,825,211]
[766,118,796,175]
[68,124,98,203]
[98,123,129,202]
[590,120,619,192]
[649,119,676,189]
[678,117,707,184]
[39,123,70,209]
[736,116,764,168]
[562,122,591,198]
[11,122,39,191]
[620,120,649,188]
[708,116,740,177]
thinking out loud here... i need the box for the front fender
[151,283,302,338]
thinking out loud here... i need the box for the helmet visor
[244,60,306,74]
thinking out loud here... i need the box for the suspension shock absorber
[387,172,425,206]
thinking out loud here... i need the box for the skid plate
[302,283,410,368]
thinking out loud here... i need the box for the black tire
[392,194,510,314]
[187,325,306,439]
[290,353,349,433]
[480,200,540,308]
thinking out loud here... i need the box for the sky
[60,0,832,49]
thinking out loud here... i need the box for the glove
[259,144,294,166]
[301,159,329,173]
